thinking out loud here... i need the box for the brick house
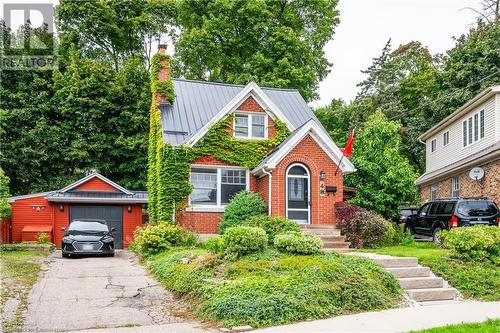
[416,86,500,205]
[153,48,355,234]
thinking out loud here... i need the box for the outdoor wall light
[59,204,64,212]
[127,205,132,213]
[320,171,326,179]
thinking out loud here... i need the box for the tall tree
[173,0,340,101]
[56,0,176,69]
[0,163,12,219]
[347,110,418,219]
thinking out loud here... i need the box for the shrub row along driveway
[22,250,210,332]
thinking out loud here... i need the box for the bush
[204,236,225,254]
[222,226,267,257]
[383,222,414,246]
[344,210,390,248]
[219,192,267,233]
[244,215,300,244]
[132,223,198,257]
[274,232,323,254]
[36,232,51,244]
[440,226,500,263]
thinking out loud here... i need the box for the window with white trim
[431,183,438,201]
[462,109,485,147]
[190,167,248,207]
[443,131,449,146]
[234,113,266,138]
[451,176,460,198]
[431,139,437,153]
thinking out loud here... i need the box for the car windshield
[69,221,109,232]
[401,209,415,217]
[457,201,498,216]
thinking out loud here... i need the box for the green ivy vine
[147,53,290,222]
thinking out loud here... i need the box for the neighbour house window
[451,176,460,198]
[443,131,449,146]
[463,110,485,147]
[431,139,437,153]
[431,183,438,201]
[234,112,266,139]
[190,167,248,207]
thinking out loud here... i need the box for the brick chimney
[157,44,170,82]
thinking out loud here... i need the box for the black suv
[405,198,499,243]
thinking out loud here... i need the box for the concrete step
[406,288,457,302]
[372,257,419,268]
[386,266,430,278]
[324,248,354,253]
[398,277,443,289]
[318,235,346,242]
[303,229,341,236]
[300,224,337,229]
[323,241,350,249]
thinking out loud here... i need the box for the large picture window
[234,112,266,139]
[190,166,248,207]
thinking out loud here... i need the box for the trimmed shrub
[219,192,267,233]
[440,226,500,263]
[204,236,225,254]
[222,226,267,257]
[274,232,323,254]
[336,202,367,232]
[244,215,300,244]
[383,222,414,246]
[344,210,390,248]
[132,223,198,257]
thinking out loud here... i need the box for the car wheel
[62,253,69,258]
[433,227,443,244]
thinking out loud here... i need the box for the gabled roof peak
[172,78,300,93]
[59,172,133,195]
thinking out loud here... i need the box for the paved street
[23,250,212,332]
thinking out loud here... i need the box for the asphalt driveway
[23,250,212,332]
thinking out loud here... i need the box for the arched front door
[286,163,310,224]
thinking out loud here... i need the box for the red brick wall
[74,178,120,192]
[271,134,343,225]
[176,210,223,234]
[227,96,277,138]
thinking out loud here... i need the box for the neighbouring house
[148,46,355,233]
[6,173,147,248]
[416,86,500,204]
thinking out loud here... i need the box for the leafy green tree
[346,110,418,219]
[56,0,176,69]
[173,0,339,101]
[0,164,12,219]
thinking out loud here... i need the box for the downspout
[262,168,272,215]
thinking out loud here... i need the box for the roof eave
[46,197,148,204]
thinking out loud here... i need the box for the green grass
[146,248,403,328]
[359,242,500,301]
[409,319,500,332]
[0,250,49,333]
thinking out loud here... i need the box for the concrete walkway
[23,250,212,332]
[254,301,500,333]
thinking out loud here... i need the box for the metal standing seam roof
[161,79,321,145]
[46,190,148,203]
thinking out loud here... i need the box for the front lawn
[0,250,49,333]
[359,242,500,301]
[146,248,403,328]
[409,319,500,332]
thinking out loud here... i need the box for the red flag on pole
[343,129,354,157]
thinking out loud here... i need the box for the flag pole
[334,155,344,176]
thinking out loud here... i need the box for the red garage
[7,173,147,248]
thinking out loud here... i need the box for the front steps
[353,253,460,304]
[300,224,352,253]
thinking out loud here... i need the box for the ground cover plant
[409,319,500,333]
[146,248,402,328]
[0,250,49,333]
[360,242,500,301]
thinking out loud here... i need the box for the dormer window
[234,112,267,139]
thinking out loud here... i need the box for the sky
[3,0,480,108]
[311,0,479,108]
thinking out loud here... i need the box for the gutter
[262,168,272,215]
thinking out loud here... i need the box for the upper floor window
[234,112,266,139]
[462,109,485,147]
[190,166,248,207]
[431,139,437,153]
[443,131,450,146]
